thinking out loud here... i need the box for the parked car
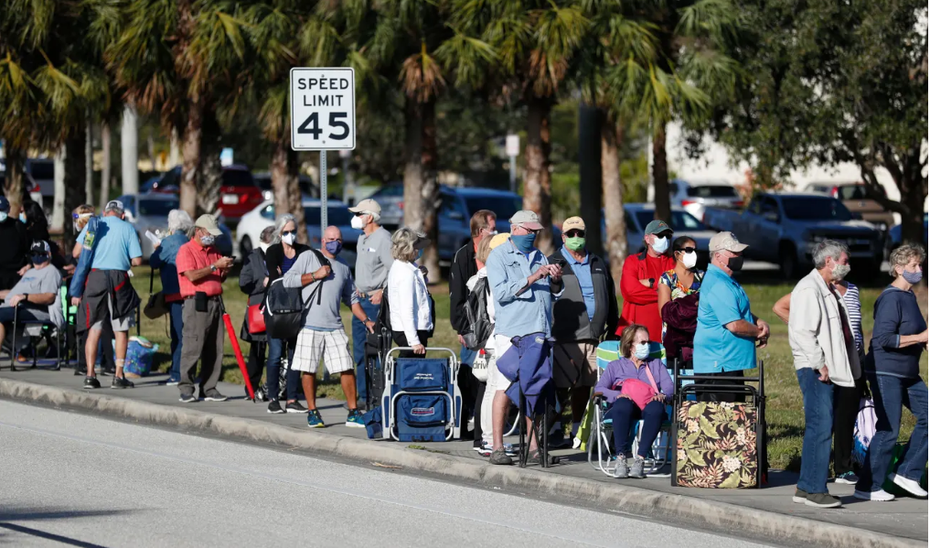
[115,193,234,261]
[154,164,263,223]
[0,171,43,206]
[365,182,404,228]
[252,172,316,202]
[886,213,929,257]
[703,192,884,279]
[140,173,177,194]
[669,179,744,222]
[25,158,54,207]
[618,204,716,268]
[806,182,894,234]
[235,199,360,268]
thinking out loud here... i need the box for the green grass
[130,267,927,472]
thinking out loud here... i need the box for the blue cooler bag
[394,358,452,442]
[123,336,159,378]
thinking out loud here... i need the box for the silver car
[669,179,744,222]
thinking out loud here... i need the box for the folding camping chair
[587,340,674,477]
[3,303,64,371]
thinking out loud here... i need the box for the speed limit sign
[290,67,356,151]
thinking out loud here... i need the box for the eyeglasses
[353,212,368,217]
[676,247,697,253]
[282,230,296,237]
[565,230,585,238]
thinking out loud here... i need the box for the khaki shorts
[292,328,354,375]
[552,341,598,388]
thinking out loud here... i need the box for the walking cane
[219,295,255,401]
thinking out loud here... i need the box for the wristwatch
[210,264,217,272]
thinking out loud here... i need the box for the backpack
[69,216,100,298]
[263,249,328,339]
[462,276,493,350]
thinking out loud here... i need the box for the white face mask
[281,233,296,246]
[633,342,651,360]
[0,212,7,223]
[681,250,698,269]
[832,263,851,281]
[651,236,669,254]
[259,242,270,253]
[350,215,366,230]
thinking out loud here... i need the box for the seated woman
[657,236,703,365]
[387,228,433,357]
[594,323,674,479]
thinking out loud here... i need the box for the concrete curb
[1,378,920,548]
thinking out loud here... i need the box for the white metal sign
[290,67,356,151]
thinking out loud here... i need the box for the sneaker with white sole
[346,409,365,428]
[854,489,895,502]
[474,442,493,457]
[834,471,859,485]
[891,474,929,498]
[613,456,629,479]
[286,401,308,413]
[793,488,808,503]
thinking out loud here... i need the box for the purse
[616,364,659,410]
[143,291,169,319]
[247,303,266,334]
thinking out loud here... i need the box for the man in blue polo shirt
[694,231,770,401]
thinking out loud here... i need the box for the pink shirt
[176,240,224,297]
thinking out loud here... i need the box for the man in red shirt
[616,220,675,342]
[175,214,234,403]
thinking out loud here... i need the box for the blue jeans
[606,398,667,458]
[796,367,834,494]
[460,346,476,367]
[168,300,184,381]
[352,296,380,403]
[857,374,928,492]
[266,336,299,402]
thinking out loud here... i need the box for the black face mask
[727,255,744,272]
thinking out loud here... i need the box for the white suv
[669,179,744,221]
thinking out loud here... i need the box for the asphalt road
[0,400,769,548]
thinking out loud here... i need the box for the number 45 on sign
[290,67,356,151]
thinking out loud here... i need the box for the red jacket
[616,251,674,342]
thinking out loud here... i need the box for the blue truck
[702,191,885,279]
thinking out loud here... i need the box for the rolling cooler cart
[380,347,461,442]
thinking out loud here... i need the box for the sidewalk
[1,365,925,547]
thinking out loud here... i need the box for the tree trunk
[85,115,94,204]
[121,104,139,195]
[402,96,424,232]
[578,103,603,258]
[601,116,627,293]
[180,99,202,218]
[100,123,111,211]
[524,96,554,254]
[3,146,25,215]
[169,127,181,168]
[52,146,66,233]
[899,169,928,246]
[419,99,440,280]
[271,137,308,244]
[198,108,222,216]
[147,128,156,170]
[652,122,670,223]
[59,130,87,249]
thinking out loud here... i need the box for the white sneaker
[891,474,929,498]
[854,489,895,502]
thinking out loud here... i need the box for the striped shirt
[840,281,863,352]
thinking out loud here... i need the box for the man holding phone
[175,214,234,403]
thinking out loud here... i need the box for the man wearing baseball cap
[616,218,675,341]
[693,231,770,399]
[0,196,32,291]
[549,216,618,447]
[348,198,393,408]
[0,240,64,352]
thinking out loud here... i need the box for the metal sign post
[289,67,356,237]
[506,134,520,194]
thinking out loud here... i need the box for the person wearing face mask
[262,214,311,414]
[150,209,193,386]
[693,232,770,400]
[387,228,434,357]
[784,241,862,509]
[0,241,64,351]
[239,226,276,401]
[548,216,618,447]
[348,198,393,409]
[657,236,704,365]
[594,324,674,479]
[174,214,234,403]
[855,244,928,502]
[0,196,32,291]
[284,226,375,428]
[616,220,675,342]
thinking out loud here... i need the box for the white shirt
[387,260,434,346]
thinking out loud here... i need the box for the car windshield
[222,170,256,188]
[139,198,179,217]
[464,196,522,220]
[782,197,853,221]
[686,185,739,198]
[634,210,707,231]
[304,205,353,226]
[838,185,886,200]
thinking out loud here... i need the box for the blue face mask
[416,248,424,261]
[19,212,26,223]
[31,254,48,265]
[633,342,651,360]
[325,240,343,256]
[511,233,537,253]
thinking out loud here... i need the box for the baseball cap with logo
[644,219,673,236]
[30,240,51,255]
[348,198,382,215]
[562,216,585,232]
[195,214,223,236]
[105,200,125,214]
[509,210,544,231]
[709,231,749,253]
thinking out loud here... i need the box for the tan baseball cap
[709,231,748,253]
[509,210,543,231]
[195,214,223,236]
[348,198,381,215]
[489,232,511,250]
[562,216,585,232]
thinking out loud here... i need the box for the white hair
[167,209,193,235]
[812,240,848,269]
[391,227,422,262]
[273,214,296,244]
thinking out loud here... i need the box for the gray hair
[812,240,849,269]
[391,227,422,262]
[361,209,381,224]
[167,209,193,235]
[889,244,927,278]
[260,225,276,245]
[273,214,296,244]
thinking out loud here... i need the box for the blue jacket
[496,333,554,415]
[150,232,189,298]
[869,286,927,379]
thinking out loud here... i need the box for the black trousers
[833,381,863,475]
[391,330,431,358]
[472,381,486,447]
[455,367,479,441]
[246,341,266,394]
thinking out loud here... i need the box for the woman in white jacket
[387,228,433,356]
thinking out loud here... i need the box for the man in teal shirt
[694,232,770,400]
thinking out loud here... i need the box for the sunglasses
[565,230,585,238]
[282,230,296,237]
[676,247,697,253]
[353,212,368,217]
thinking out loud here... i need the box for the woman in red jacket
[616,220,674,342]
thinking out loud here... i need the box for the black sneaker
[267,401,285,414]
[793,488,808,503]
[286,401,308,413]
[83,376,101,389]
[179,393,197,403]
[111,376,134,389]
[805,492,842,508]
[204,392,227,402]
